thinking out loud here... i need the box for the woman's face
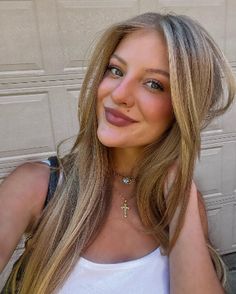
[96,29,174,152]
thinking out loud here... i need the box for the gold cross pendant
[121,199,130,218]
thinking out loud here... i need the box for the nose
[111,77,135,108]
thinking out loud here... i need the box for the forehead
[117,28,167,49]
[112,29,169,69]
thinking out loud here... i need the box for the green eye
[108,65,123,77]
[146,80,164,92]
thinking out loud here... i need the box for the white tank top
[41,160,169,293]
[57,247,169,294]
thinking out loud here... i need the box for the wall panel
[0,0,235,254]
[0,1,43,75]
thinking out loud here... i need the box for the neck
[111,147,142,175]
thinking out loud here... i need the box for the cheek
[141,96,174,124]
[97,82,104,102]
[97,78,112,101]
[97,82,105,115]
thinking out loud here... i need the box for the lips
[104,107,137,127]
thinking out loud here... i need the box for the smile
[104,107,137,127]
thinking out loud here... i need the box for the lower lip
[105,109,135,127]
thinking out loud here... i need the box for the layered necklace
[113,170,136,218]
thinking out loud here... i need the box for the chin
[96,126,119,147]
[97,136,122,148]
[97,131,126,148]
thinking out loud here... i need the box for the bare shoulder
[196,189,209,239]
[0,161,51,222]
[0,161,50,271]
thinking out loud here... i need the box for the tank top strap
[43,156,60,208]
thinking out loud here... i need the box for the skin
[0,28,224,294]
[84,29,176,261]
[96,29,174,173]
[169,182,224,293]
[166,166,224,293]
[0,162,50,272]
[95,28,224,293]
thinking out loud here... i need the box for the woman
[0,12,235,293]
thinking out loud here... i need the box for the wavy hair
[5,12,235,293]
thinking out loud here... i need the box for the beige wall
[0,0,236,287]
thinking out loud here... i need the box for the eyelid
[106,63,165,92]
[145,79,164,92]
[107,64,124,77]
[108,63,122,70]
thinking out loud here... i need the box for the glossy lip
[104,106,138,127]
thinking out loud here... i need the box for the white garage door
[0,0,235,254]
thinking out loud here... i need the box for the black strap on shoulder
[44,156,60,208]
[0,156,60,294]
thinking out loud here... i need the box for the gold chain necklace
[113,170,136,185]
[121,199,130,218]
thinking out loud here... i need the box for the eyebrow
[111,53,170,79]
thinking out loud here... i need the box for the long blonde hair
[6,12,235,293]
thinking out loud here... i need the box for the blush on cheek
[162,101,174,119]
[145,98,173,122]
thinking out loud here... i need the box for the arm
[169,181,224,294]
[0,162,50,273]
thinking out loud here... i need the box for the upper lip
[104,107,137,122]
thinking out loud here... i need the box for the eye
[145,80,164,92]
[107,65,123,77]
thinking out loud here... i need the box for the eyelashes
[105,64,165,92]
[145,80,164,92]
[106,65,123,77]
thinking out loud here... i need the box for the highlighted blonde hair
[6,12,235,293]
